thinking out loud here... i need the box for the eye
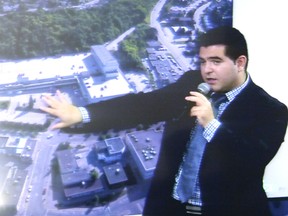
[212,60,221,65]
[199,59,206,65]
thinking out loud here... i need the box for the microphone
[186,82,211,108]
[197,82,211,96]
[174,83,211,121]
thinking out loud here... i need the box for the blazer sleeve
[83,70,203,131]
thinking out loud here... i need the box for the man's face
[199,45,244,93]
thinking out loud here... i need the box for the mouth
[206,78,217,85]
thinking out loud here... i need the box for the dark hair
[199,26,249,69]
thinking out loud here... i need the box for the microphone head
[197,82,211,95]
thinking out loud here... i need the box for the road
[150,0,192,71]
[18,129,65,216]
[193,2,212,32]
[106,27,135,51]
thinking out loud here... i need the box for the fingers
[39,106,56,116]
[39,90,82,130]
[56,90,66,103]
[185,91,207,105]
[40,91,70,115]
[185,91,215,127]
[40,95,63,116]
[41,90,67,108]
[50,122,67,130]
[41,95,58,109]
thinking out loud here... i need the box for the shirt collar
[225,74,250,102]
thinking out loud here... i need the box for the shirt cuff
[203,119,221,142]
[78,107,91,123]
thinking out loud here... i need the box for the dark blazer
[82,70,288,216]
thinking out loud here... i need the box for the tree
[0,0,158,59]
[90,169,99,180]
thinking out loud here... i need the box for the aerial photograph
[0,0,233,215]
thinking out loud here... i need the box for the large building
[91,45,119,79]
[55,148,105,200]
[55,139,128,202]
[0,136,35,161]
[125,128,163,180]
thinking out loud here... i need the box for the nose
[201,62,213,74]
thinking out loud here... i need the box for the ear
[236,55,247,71]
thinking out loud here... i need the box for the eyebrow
[199,56,223,61]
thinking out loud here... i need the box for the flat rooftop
[0,54,90,84]
[0,52,133,100]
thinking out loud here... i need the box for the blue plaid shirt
[173,75,250,205]
[204,75,250,142]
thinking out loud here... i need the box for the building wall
[91,45,119,79]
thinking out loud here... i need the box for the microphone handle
[174,83,211,121]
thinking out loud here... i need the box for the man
[41,26,288,215]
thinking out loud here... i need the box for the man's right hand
[40,90,83,130]
[185,91,215,127]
